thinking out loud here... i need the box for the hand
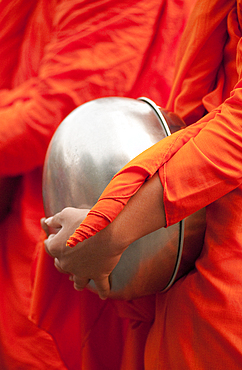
[41,207,89,275]
[41,217,61,237]
[43,173,166,300]
[43,207,122,300]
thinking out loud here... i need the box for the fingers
[56,270,111,300]
[72,276,90,291]
[45,214,62,229]
[94,277,111,300]
[54,257,68,274]
[41,217,49,236]
[71,276,110,299]
[44,233,60,257]
[42,215,62,239]
[45,208,90,230]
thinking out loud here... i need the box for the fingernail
[99,294,107,300]
[74,285,83,291]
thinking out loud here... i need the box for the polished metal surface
[43,97,205,300]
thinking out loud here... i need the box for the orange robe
[0,0,194,368]
[32,0,242,369]
[62,0,242,368]
[145,0,242,368]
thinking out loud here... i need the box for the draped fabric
[62,0,242,368]
[145,1,242,368]
[0,0,195,368]
[32,0,242,368]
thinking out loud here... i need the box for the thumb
[41,217,49,236]
[45,213,62,229]
[94,277,111,300]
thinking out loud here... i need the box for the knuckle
[62,207,72,215]
[44,234,58,257]
[55,258,67,273]
[59,207,73,223]
[44,239,53,256]
[59,259,70,272]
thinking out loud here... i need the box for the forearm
[88,172,166,255]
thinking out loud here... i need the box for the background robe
[0,0,195,368]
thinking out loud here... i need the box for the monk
[43,0,242,368]
[0,0,194,368]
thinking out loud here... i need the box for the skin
[43,172,166,299]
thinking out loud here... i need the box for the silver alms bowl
[43,97,205,299]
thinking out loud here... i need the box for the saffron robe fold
[0,0,195,368]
